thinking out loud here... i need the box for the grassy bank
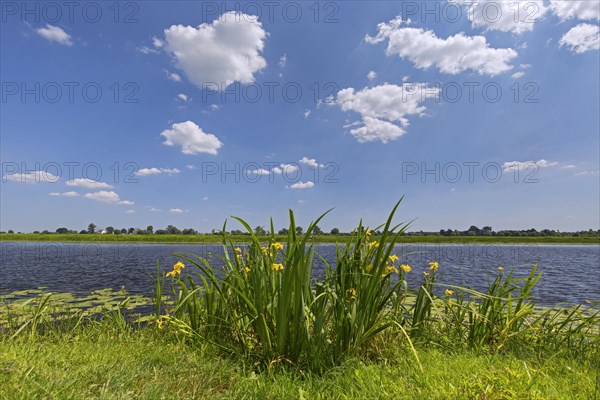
[2,200,599,399]
[1,232,598,244]
[1,328,597,399]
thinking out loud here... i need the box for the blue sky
[1,1,599,233]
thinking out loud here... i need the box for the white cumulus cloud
[551,0,600,21]
[365,17,517,76]
[333,83,439,143]
[161,121,223,155]
[66,178,113,189]
[502,159,560,172]
[559,23,600,53]
[453,0,548,34]
[290,181,314,189]
[36,24,73,46]
[83,191,134,205]
[299,157,324,168]
[136,167,181,176]
[163,12,267,88]
[367,70,377,80]
[4,171,60,184]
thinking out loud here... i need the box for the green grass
[1,233,598,244]
[1,328,597,399]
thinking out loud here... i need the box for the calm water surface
[1,242,598,306]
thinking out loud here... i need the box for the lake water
[1,242,598,306]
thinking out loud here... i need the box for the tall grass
[147,199,599,370]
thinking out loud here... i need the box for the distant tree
[278,228,289,235]
[155,229,167,235]
[79,230,87,234]
[42,230,50,234]
[296,226,303,235]
[128,227,135,235]
[105,226,115,234]
[147,225,154,235]
[182,228,197,235]
[120,228,127,234]
[330,228,340,235]
[254,226,267,236]
[166,225,180,235]
[313,225,324,235]
[8,230,15,234]
[88,223,96,234]
[33,231,40,234]
[56,227,69,234]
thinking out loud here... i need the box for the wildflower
[346,288,357,298]
[445,289,454,296]
[234,247,242,253]
[423,272,430,278]
[385,265,399,274]
[261,246,268,254]
[242,266,250,274]
[400,264,412,273]
[156,318,164,329]
[166,261,185,277]
[498,266,504,271]
[271,242,284,251]
[429,261,439,272]
[368,241,379,250]
[389,254,399,263]
[366,264,373,272]
[272,263,284,271]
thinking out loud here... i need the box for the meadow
[1,232,598,244]
[1,199,598,399]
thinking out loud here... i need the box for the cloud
[366,17,517,76]
[135,167,181,176]
[550,0,600,21]
[203,196,208,200]
[164,70,182,82]
[574,170,600,176]
[160,121,223,155]
[511,71,525,79]
[4,171,60,184]
[83,191,134,205]
[559,23,600,53]
[273,164,299,174]
[149,207,162,212]
[163,11,267,88]
[290,181,315,189]
[279,53,287,67]
[186,164,197,170]
[299,157,324,168]
[367,71,377,80]
[125,209,136,214]
[250,168,271,175]
[346,116,407,143]
[49,191,79,197]
[454,0,548,34]
[177,93,188,102]
[502,159,560,172]
[170,208,187,213]
[36,24,73,46]
[333,83,439,143]
[65,178,113,189]
[304,109,311,119]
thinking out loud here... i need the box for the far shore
[1,233,598,245]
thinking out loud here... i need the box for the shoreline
[1,233,598,245]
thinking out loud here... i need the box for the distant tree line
[1,224,598,237]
